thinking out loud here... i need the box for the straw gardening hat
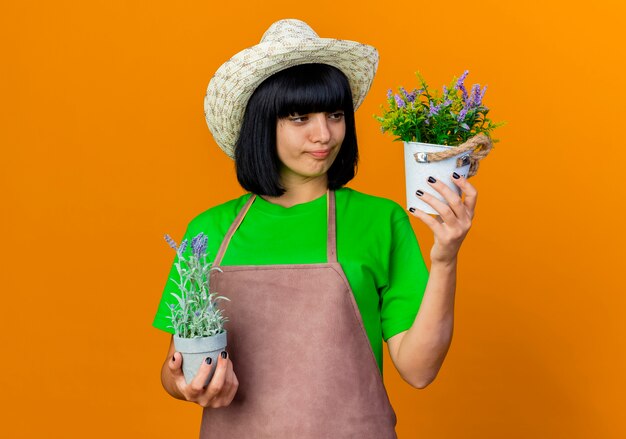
[203,18,379,159]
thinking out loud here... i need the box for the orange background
[2,1,624,437]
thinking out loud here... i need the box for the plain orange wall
[2,0,624,437]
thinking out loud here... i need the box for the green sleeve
[380,206,430,341]
[152,226,193,334]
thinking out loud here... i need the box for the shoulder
[185,193,253,234]
[337,187,407,222]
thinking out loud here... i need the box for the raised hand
[408,173,476,265]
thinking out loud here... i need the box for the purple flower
[468,84,481,108]
[478,85,488,105]
[467,84,487,108]
[400,87,417,103]
[428,100,441,117]
[459,85,468,102]
[394,94,406,108]
[164,234,178,250]
[443,85,449,97]
[194,311,201,317]
[455,70,469,90]
[387,89,393,99]
[178,239,188,256]
[457,108,468,122]
[406,88,418,103]
[455,70,470,102]
[192,233,208,258]
[443,98,452,107]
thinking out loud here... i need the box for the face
[275,110,346,184]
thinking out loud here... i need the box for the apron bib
[200,189,397,438]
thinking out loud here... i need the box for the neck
[261,174,329,208]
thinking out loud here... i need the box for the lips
[308,150,331,158]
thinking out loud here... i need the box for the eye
[329,112,345,120]
[288,114,308,123]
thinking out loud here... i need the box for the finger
[213,359,238,407]
[169,352,192,395]
[414,187,458,224]
[205,351,229,401]
[167,352,182,374]
[408,206,444,230]
[450,173,478,220]
[167,352,189,387]
[223,366,239,406]
[425,176,468,221]
[189,355,217,396]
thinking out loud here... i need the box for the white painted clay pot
[403,141,472,215]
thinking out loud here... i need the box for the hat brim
[204,38,379,159]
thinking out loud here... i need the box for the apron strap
[213,189,337,266]
[327,188,337,263]
[213,193,257,266]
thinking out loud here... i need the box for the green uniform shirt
[152,187,429,373]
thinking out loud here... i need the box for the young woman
[153,19,476,438]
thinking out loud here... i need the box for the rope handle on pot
[413,133,494,178]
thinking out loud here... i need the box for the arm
[388,173,476,389]
[387,259,456,389]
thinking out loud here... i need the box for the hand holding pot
[408,173,476,265]
[168,350,239,408]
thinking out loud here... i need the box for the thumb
[168,351,184,375]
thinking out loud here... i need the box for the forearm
[395,259,457,388]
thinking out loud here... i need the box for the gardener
[153,18,476,438]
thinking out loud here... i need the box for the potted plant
[163,232,230,386]
[374,70,505,214]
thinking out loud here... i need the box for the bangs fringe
[269,64,353,118]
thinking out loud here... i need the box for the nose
[310,114,331,144]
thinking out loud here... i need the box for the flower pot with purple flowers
[374,70,505,215]
[163,232,230,386]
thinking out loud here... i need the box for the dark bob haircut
[234,63,359,196]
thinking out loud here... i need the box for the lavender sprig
[191,233,208,259]
[164,234,177,250]
[394,94,406,108]
[455,70,470,103]
[163,232,229,338]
